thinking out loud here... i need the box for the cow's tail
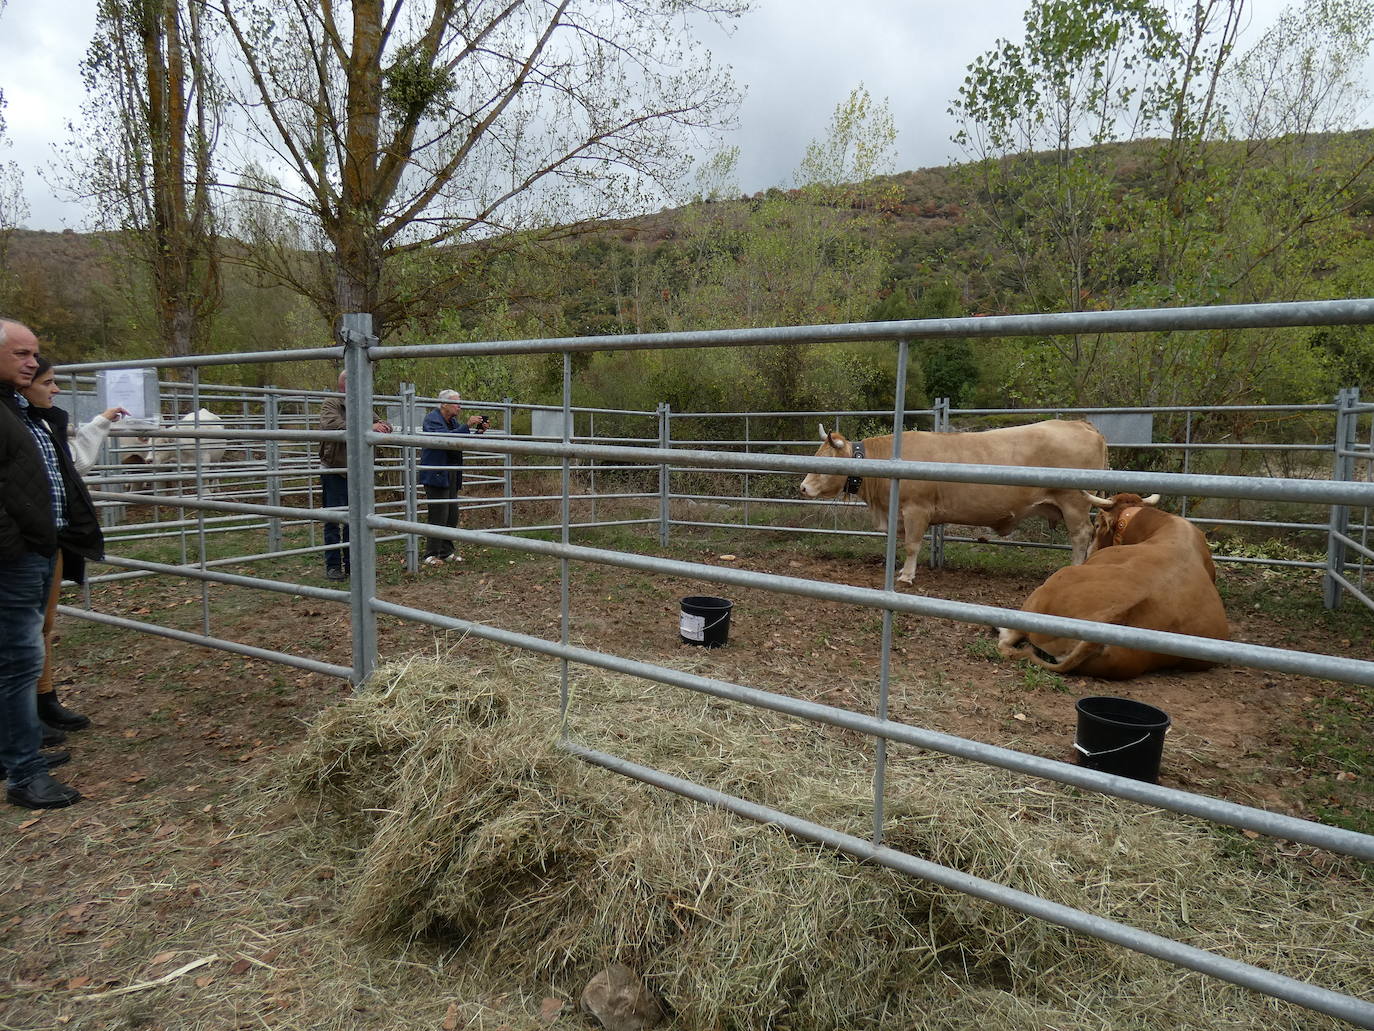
[1021,637,1104,674]
[998,628,1104,674]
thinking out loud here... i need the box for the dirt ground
[2,532,1370,1028]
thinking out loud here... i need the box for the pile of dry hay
[259,651,1372,1031]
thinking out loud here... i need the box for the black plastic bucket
[680,595,733,648]
[1074,696,1171,783]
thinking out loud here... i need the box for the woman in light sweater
[21,356,127,733]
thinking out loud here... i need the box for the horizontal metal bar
[366,597,1374,860]
[111,426,343,444]
[57,346,345,373]
[55,605,351,680]
[1327,570,1374,611]
[102,556,349,602]
[87,535,409,586]
[369,516,1374,686]
[371,298,1374,358]
[376,432,1374,507]
[90,490,343,523]
[1334,532,1374,562]
[565,744,1374,1030]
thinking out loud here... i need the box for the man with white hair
[418,389,472,566]
[0,319,101,808]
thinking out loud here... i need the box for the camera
[472,414,491,432]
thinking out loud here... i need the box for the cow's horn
[818,422,828,442]
[1085,493,1115,507]
[1141,493,1161,506]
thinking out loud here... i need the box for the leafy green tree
[213,0,748,338]
[63,0,223,362]
[951,0,1374,407]
[0,0,28,308]
[646,87,901,412]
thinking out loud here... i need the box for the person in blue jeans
[418,389,472,566]
[0,320,103,809]
[317,370,392,580]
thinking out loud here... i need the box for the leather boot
[38,690,91,731]
[7,772,82,810]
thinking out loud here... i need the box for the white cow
[120,408,226,495]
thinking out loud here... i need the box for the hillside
[3,132,1372,408]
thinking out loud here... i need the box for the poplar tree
[67,0,223,362]
[213,0,748,337]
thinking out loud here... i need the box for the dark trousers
[0,552,56,787]
[321,473,349,573]
[423,485,459,558]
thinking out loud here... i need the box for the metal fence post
[744,413,752,527]
[400,382,419,573]
[658,402,671,548]
[502,396,515,529]
[1324,386,1360,609]
[265,390,282,555]
[342,313,380,685]
[589,411,598,525]
[929,397,950,569]
[874,340,911,846]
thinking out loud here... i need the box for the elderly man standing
[318,370,393,581]
[0,320,101,809]
[419,389,471,566]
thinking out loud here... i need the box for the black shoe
[6,772,82,810]
[0,749,71,778]
[38,692,91,732]
[325,567,347,581]
[41,723,67,748]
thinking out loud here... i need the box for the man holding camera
[418,390,486,566]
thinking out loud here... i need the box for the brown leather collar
[1112,506,1144,547]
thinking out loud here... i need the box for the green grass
[1290,683,1374,838]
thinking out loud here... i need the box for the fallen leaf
[150,951,177,966]
[195,975,214,988]
[229,958,251,976]
[1335,771,1357,782]
[718,553,737,561]
[18,817,40,830]
[1241,829,1260,840]
[124,774,147,784]
[538,998,564,1024]
[441,1001,462,1030]
[66,976,92,989]
[1012,712,1027,721]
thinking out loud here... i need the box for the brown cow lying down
[799,419,1108,586]
[996,493,1229,678]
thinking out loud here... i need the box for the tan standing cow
[798,419,1108,585]
[996,493,1230,678]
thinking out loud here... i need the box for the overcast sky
[0,0,1318,231]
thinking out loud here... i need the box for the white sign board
[1088,413,1154,447]
[98,368,159,422]
[531,408,569,439]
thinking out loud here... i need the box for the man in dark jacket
[0,320,101,809]
[318,370,392,580]
[418,389,470,565]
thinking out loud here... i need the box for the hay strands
[72,955,218,1001]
